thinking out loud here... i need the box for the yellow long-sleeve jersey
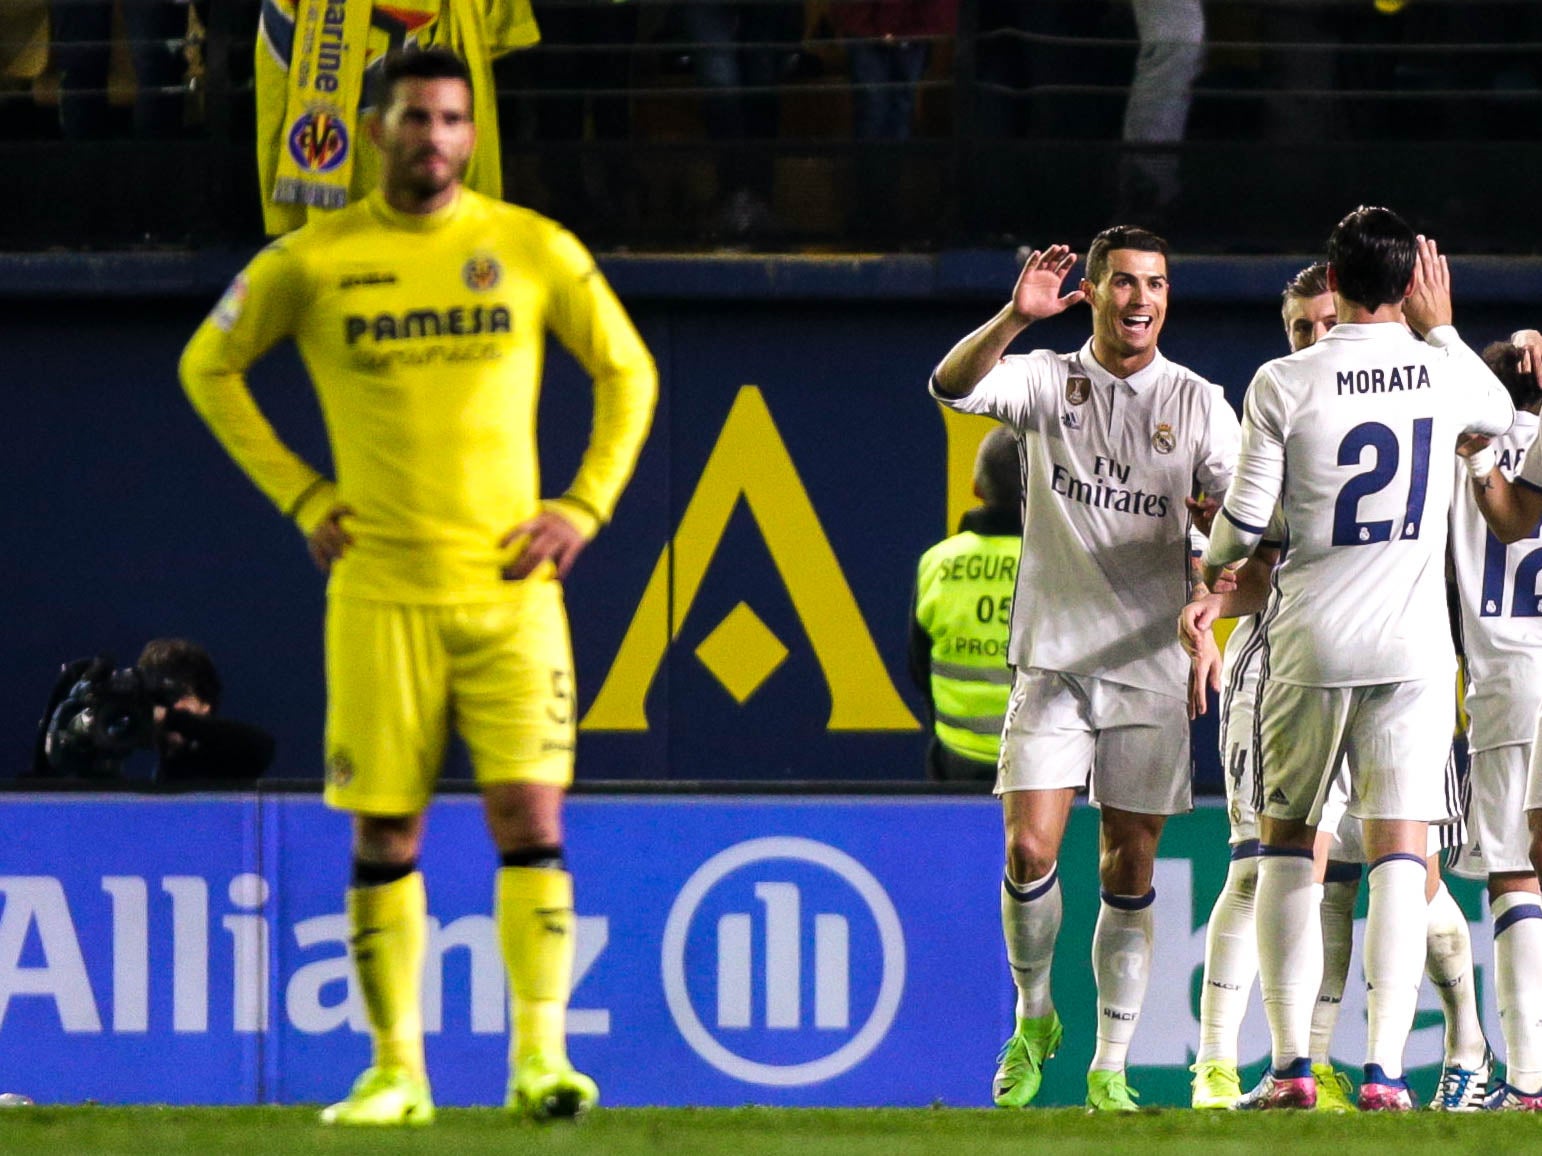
[180,187,658,603]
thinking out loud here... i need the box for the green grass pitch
[1,1106,1539,1155]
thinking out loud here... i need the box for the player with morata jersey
[1197,209,1513,1110]
[180,49,658,1126]
[931,228,1240,1111]
[1186,265,1488,1112]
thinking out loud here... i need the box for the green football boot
[507,1054,599,1121]
[1086,1068,1141,1112]
[1311,1064,1357,1112]
[319,1066,435,1126]
[992,1011,1063,1108]
[1190,1059,1242,1110]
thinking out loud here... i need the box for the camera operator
[136,639,274,782]
[32,638,274,783]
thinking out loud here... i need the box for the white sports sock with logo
[1090,890,1155,1072]
[1310,876,1358,1065]
[1001,865,1061,1022]
[1364,855,1429,1079]
[1425,879,1485,1069]
[1256,852,1322,1071]
[1491,891,1542,1094]
[1196,856,1258,1065]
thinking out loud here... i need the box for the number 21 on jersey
[1332,417,1433,546]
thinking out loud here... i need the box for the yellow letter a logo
[581,386,919,732]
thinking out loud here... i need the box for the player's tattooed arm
[1188,554,1209,599]
[1462,440,1542,543]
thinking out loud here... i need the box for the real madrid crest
[463,254,502,291]
[1065,375,1091,406]
[1152,422,1176,454]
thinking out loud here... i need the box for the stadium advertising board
[0,795,1485,1107]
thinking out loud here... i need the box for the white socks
[1196,855,1259,1065]
[1256,852,1322,1071]
[1090,889,1156,1072]
[1363,855,1429,1079]
[1492,891,1542,1094]
[1311,873,1358,1065]
[1001,865,1061,1022]
[1425,879,1485,1069]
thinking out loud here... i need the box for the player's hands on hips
[1404,234,1453,336]
[307,504,356,573]
[1011,244,1087,323]
[1187,626,1222,720]
[502,509,587,581]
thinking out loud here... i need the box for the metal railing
[3,0,1541,253]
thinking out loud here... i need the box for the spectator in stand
[834,0,957,243]
[1117,0,1205,225]
[498,0,638,246]
[683,0,802,242]
[49,0,190,138]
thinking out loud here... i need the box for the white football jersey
[1518,422,1542,491]
[1218,510,1286,751]
[1217,323,1514,687]
[933,339,1240,698]
[1450,410,1542,751]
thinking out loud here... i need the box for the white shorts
[996,667,1192,815]
[1220,725,1260,845]
[1451,743,1534,879]
[1258,678,1456,825]
[1318,767,1456,863]
[1528,734,1542,813]
[1316,768,1366,863]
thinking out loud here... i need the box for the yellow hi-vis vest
[914,529,1019,763]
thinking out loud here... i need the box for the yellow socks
[496,866,574,1067]
[347,872,427,1077]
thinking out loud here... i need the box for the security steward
[909,426,1023,781]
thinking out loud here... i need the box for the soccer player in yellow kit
[179,49,657,1126]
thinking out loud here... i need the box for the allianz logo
[0,837,909,1089]
[662,837,907,1087]
[0,874,609,1036]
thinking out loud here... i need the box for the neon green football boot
[1312,1063,1357,1112]
[507,1054,599,1121]
[1086,1068,1141,1112]
[992,1011,1064,1107]
[1190,1059,1242,1109]
[319,1066,435,1126]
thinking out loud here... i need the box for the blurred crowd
[3,0,1541,248]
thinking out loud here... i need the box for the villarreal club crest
[463,255,503,292]
[288,107,350,174]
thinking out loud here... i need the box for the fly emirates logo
[1049,454,1172,519]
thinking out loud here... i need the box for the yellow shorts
[323,583,576,814]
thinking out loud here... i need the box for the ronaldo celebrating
[180,49,657,1125]
[930,228,1240,1111]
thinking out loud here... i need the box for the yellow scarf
[256,0,538,235]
